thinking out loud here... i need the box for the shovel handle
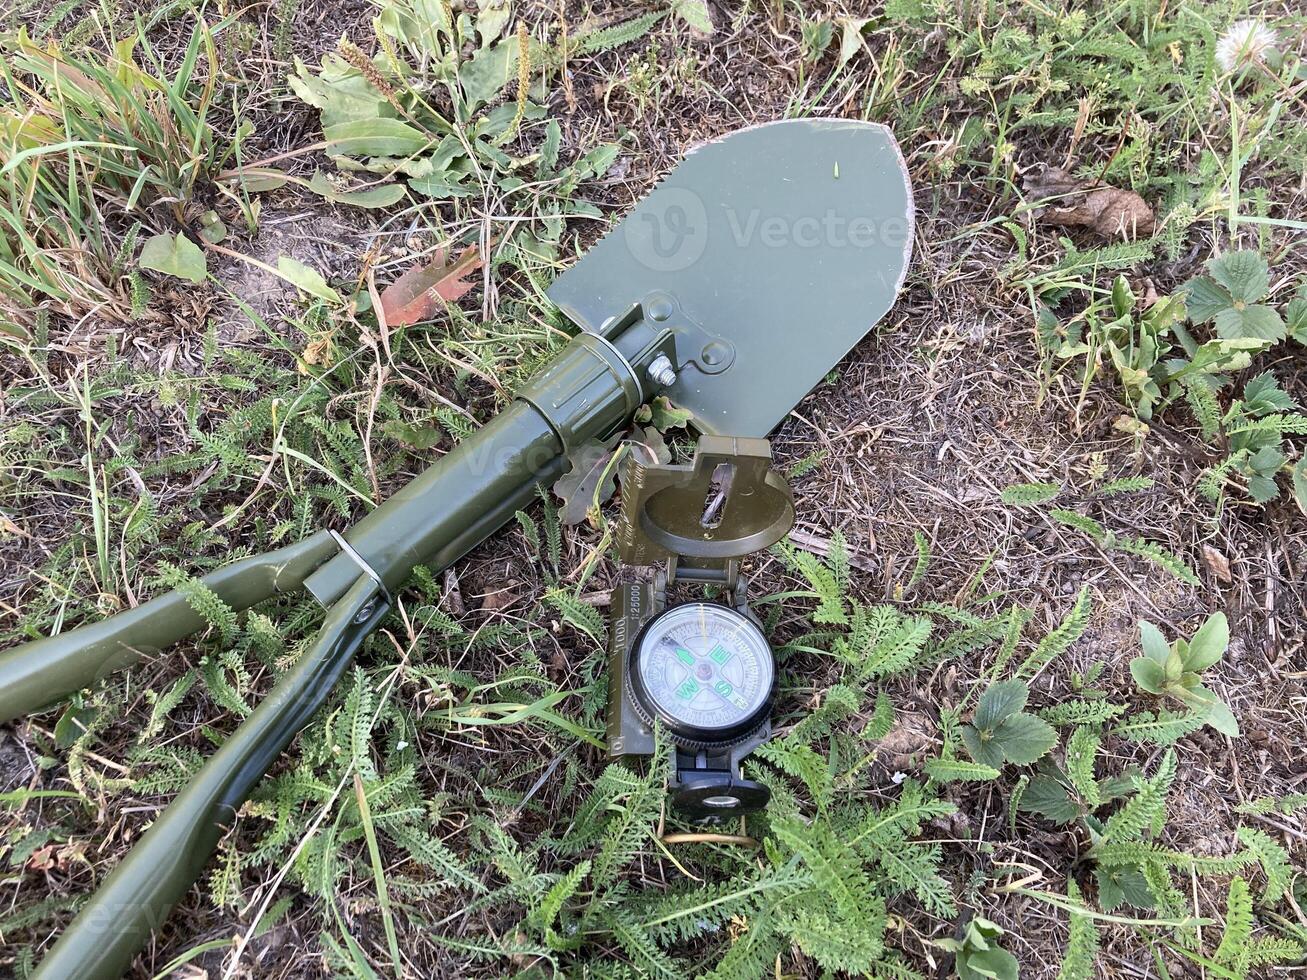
[31,575,389,980]
[0,531,340,723]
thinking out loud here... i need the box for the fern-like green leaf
[1056,880,1099,980]
[1001,481,1061,505]
[1213,878,1253,971]
[1017,586,1091,678]
[1065,725,1101,807]
[1236,826,1292,903]
[1040,699,1126,727]
[924,758,1000,783]
[1111,535,1199,585]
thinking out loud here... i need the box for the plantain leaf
[325,118,430,158]
[1183,612,1228,672]
[1129,657,1167,695]
[139,233,206,283]
[307,170,406,208]
[277,256,341,303]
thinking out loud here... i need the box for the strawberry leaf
[990,713,1057,765]
[961,725,1006,768]
[1183,276,1233,324]
[1214,304,1286,342]
[974,679,1028,731]
[1208,250,1270,304]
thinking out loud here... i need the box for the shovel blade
[547,119,914,436]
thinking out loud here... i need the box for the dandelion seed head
[1216,19,1279,73]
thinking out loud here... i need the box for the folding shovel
[1,118,914,979]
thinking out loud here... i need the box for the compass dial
[628,602,775,747]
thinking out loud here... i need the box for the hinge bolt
[647,354,677,388]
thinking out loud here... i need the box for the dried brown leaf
[1024,166,1155,239]
[1202,544,1233,584]
[379,244,484,326]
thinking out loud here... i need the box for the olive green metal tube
[304,331,657,607]
[31,575,388,980]
[303,400,565,606]
[0,530,340,723]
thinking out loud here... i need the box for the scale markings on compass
[638,603,772,733]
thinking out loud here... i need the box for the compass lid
[615,436,794,573]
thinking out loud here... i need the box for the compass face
[629,603,774,744]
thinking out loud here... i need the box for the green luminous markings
[708,644,730,665]
[674,646,696,667]
[676,679,700,700]
[714,680,734,697]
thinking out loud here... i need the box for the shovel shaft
[31,575,389,980]
[302,328,667,606]
[0,531,340,723]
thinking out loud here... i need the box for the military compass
[607,436,794,820]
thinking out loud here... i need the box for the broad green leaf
[139,233,206,283]
[1184,612,1228,672]
[1138,621,1171,665]
[475,0,511,46]
[1129,657,1167,695]
[232,167,290,192]
[801,19,835,63]
[408,175,475,199]
[1018,774,1080,824]
[1292,456,1307,515]
[672,0,713,35]
[325,118,430,158]
[634,395,693,431]
[276,256,341,303]
[458,37,516,111]
[1110,274,1134,317]
[961,725,1006,769]
[197,210,227,244]
[1183,276,1232,323]
[1287,295,1307,343]
[553,437,621,526]
[1248,473,1281,504]
[974,679,1028,731]
[537,119,562,176]
[307,170,406,208]
[1249,445,1286,474]
[289,61,391,128]
[574,143,620,180]
[962,946,1019,980]
[1208,250,1269,303]
[1167,337,1269,380]
[1179,684,1240,736]
[1242,371,1297,415]
[1095,867,1154,910]
[991,713,1057,764]
[1214,304,1286,342]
